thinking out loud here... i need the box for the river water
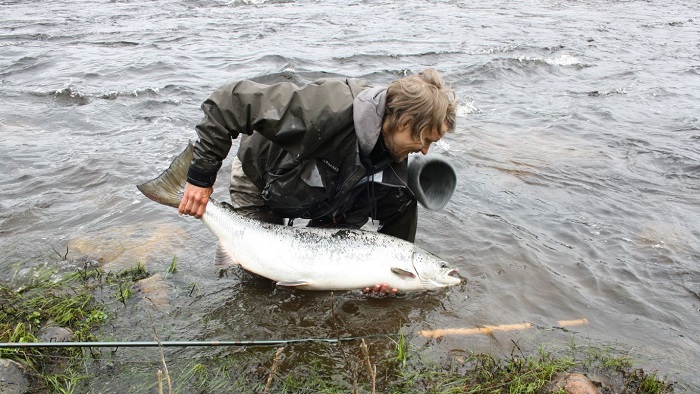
[1,0,699,391]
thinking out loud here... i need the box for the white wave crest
[457,100,481,117]
[545,54,581,66]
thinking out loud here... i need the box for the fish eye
[440,263,448,269]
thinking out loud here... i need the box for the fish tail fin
[136,142,194,208]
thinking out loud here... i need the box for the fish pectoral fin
[276,280,310,287]
[214,242,239,267]
[391,267,416,279]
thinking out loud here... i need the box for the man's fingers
[179,183,213,217]
[195,202,207,219]
[184,199,195,216]
[363,283,398,296]
[178,196,190,215]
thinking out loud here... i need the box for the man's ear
[398,115,414,133]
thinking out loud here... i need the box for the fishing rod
[0,334,392,349]
[0,319,589,349]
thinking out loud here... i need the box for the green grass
[0,261,150,392]
[167,256,178,275]
[106,337,669,394]
[0,262,677,394]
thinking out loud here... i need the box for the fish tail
[136,141,194,208]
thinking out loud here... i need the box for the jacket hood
[353,86,387,159]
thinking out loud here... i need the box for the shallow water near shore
[1,0,699,391]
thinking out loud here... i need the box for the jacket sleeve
[187,78,364,187]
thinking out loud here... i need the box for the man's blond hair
[384,69,457,140]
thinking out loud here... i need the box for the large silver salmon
[137,143,461,291]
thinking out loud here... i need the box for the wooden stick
[263,347,285,394]
[419,319,589,338]
[557,318,588,327]
[152,328,171,393]
[359,339,376,394]
[419,323,532,338]
[157,370,163,394]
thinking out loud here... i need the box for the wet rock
[67,223,190,271]
[38,325,73,343]
[550,372,601,394]
[135,273,172,310]
[0,359,30,394]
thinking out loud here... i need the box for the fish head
[409,247,461,289]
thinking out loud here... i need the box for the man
[179,69,457,293]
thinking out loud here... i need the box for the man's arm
[183,78,359,217]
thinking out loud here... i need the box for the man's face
[384,121,448,163]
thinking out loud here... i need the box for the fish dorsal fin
[276,280,310,287]
[391,267,416,279]
[214,242,239,267]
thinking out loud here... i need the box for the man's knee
[229,157,283,225]
[233,206,284,225]
[377,198,417,243]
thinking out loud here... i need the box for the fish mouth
[438,268,462,286]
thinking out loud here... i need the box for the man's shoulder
[311,77,369,87]
[234,71,370,89]
[229,75,371,100]
[324,78,370,98]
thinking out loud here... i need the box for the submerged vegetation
[0,261,676,393]
[0,261,150,392]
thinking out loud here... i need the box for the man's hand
[363,283,398,296]
[178,182,213,218]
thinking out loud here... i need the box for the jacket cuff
[187,165,217,187]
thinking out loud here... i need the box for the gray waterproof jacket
[187,77,407,221]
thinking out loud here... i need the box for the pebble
[550,372,601,394]
[0,359,30,394]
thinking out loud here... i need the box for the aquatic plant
[0,262,676,394]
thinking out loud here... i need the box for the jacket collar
[352,86,387,161]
